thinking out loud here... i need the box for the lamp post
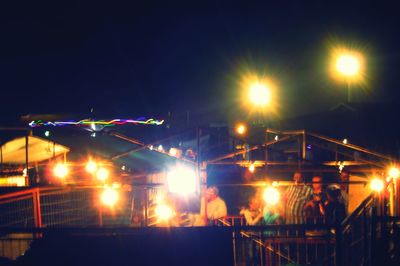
[331,48,364,103]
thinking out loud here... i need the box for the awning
[0,136,69,164]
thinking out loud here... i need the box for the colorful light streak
[29,118,164,128]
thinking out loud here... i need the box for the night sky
[1,1,399,126]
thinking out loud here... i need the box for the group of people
[242,170,349,226]
[200,170,349,226]
[181,170,349,226]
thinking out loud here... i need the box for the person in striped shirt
[284,171,313,224]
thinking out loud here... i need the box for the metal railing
[0,187,399,265]
[217,216,339,266]
[340,193,400,266]
[0,187,135,229]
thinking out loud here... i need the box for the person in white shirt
[193,186,227,226]
[240,197,263,225]
[205,186,227,221]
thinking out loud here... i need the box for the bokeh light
[54,163,68,179]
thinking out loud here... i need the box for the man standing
[194,186,227,226]
[285,171,313,224]
[205,186,227,222]
[304,175,326,224]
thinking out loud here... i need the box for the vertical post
[197,127,208,225]
[302,130,306,161]
[393,178,400,216]
[362,206,368,265]
[370,202,378,266]
[144,187,148,227]
[32,188,42,227]
[265,129,269,165]
[25,135,29,187]
[201,162,208,226]
[197,127,201,192]
[0,145,3,171]
[347,81,351,103]
[335,224,342,266]
[232,230,237,266]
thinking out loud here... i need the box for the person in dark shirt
[304,175,327,224]
[325,185,346,224]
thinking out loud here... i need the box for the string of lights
[29,118,164,128]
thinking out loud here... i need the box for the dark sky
[1,1,399,125]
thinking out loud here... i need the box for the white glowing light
[155,204,174,221]
[91,122,96,131]
[236,124,246,135]
[389,167,400,179]
[336,55,360,77]
[101,188,119,207]
[167,166,197,195]
[85,160,98,173]
[54,163,68,178]
[263,186,280,205]
[248,164,255,173]
[96,168,109,182]
[249,82,271,106]
[169,148,179,157]
[370,178,384,192]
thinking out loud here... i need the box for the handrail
[341,193,374,229]
[307,132,397,163]
[207,134,298,164]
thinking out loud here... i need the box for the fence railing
[0,187,135,229]
[1,188,400,265]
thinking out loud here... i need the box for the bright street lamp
[336,54,360,77]
[249,82,271,107]
[330,47,365,103]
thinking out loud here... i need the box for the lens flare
[101,188,119,207]
[54,163,68,178]
[263,186,280,205]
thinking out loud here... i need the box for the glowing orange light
[370,178,384,192]
[100,187,119,207]
[155,204,174,221]
[263,186,280,205]
[54,163,68,178]
[85,160,98,173]
[248,164,255,173]
[96,168,109,182]
[329,46,365,84]
[249,82,271,107]
[389,167,400,179]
